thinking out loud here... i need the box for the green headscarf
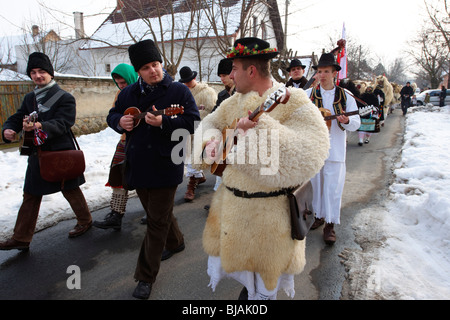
[111,63,138,89]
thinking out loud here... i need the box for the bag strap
[40,89,65,111]
[69,129,81,150]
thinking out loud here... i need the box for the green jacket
[111,64,138,88]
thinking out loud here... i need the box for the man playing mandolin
[305,53,361,245]
[106,39,200,299]
[192,37,330,300]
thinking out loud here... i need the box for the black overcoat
[107,74,201,189]
[2,83,85,195]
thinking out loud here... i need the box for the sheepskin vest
[189,82,218,119]
[193,83,330,290]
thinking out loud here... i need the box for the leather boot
[93,211,123,230]
[323,223,336,245]
[184,176,198,201]
[311,217,325,230]
[0,238,30,251]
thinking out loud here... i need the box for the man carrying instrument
[0,52,92,251]
[305,53,361,245]
[192,37,329,300]
[106,39,200,299]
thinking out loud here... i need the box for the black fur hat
[128,39,162,72]
[26,52,54,78]
[217,58,232,76]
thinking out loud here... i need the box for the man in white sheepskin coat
[192,37,330,300]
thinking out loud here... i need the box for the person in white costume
[179,66,217,201]
[305,53,361,245]
[192,37,330,300]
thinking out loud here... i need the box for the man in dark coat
[106,39,200,299]
[212,58,235,113]
[400,82,414,115]
[439,85,447,107]
[0,52,92,251]
[285,59,308,88]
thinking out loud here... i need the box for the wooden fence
[0,81,34,144]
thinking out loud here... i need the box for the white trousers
[310,161,346,224]
[186,163,204,178]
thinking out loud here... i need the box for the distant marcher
[439,86,447,107]
[358,86,380,146]
[211,58,235,192]
[179,66,217,201]
[285,59,308,88]
[400,82,414,115]
[93,63,138,231]
[0,52,92,251]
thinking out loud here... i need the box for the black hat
[128,39,162,72]
[217,58,232,76]
[226,37,278,60]
[179,66,197,83]
[26,52,54,78]
[312,53,341,71]
[287,59,306,72]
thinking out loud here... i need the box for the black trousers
[134,186,184,284]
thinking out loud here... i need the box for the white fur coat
[189,82,217,119]
[192,82,330,290]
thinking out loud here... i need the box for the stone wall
[55,77,223,136]
[55,75,117,136]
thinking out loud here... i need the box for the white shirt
[305,86,361,162]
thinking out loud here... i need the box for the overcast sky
[0,0,428,68]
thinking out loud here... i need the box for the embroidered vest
[310,85,347,131]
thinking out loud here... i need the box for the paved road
[0,109,404,301]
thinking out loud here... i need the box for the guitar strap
[310,85,347,131]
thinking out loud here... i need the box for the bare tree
[112,0,198,78]
[386,58,408,84]
[407,24,449,88]
[425,0,450,86]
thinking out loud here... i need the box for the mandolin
[19,111,38,156]
[210,87,291,176]
[124,105,184,128]
[319,105,373,130]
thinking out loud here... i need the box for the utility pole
[284,0,290,54]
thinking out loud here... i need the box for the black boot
[93,211,123,230]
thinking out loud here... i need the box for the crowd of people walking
[1,36,408,301]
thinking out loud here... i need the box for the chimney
[73,12,85,39]
[32,25,39,37]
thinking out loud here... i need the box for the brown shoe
[0,238,30,251]
[196,174,206,185]
[184,176,198,202]
[311,217,325,230]
[68,221,92,238]
[323,223,336,245]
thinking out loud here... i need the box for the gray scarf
[34,80,57,112]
